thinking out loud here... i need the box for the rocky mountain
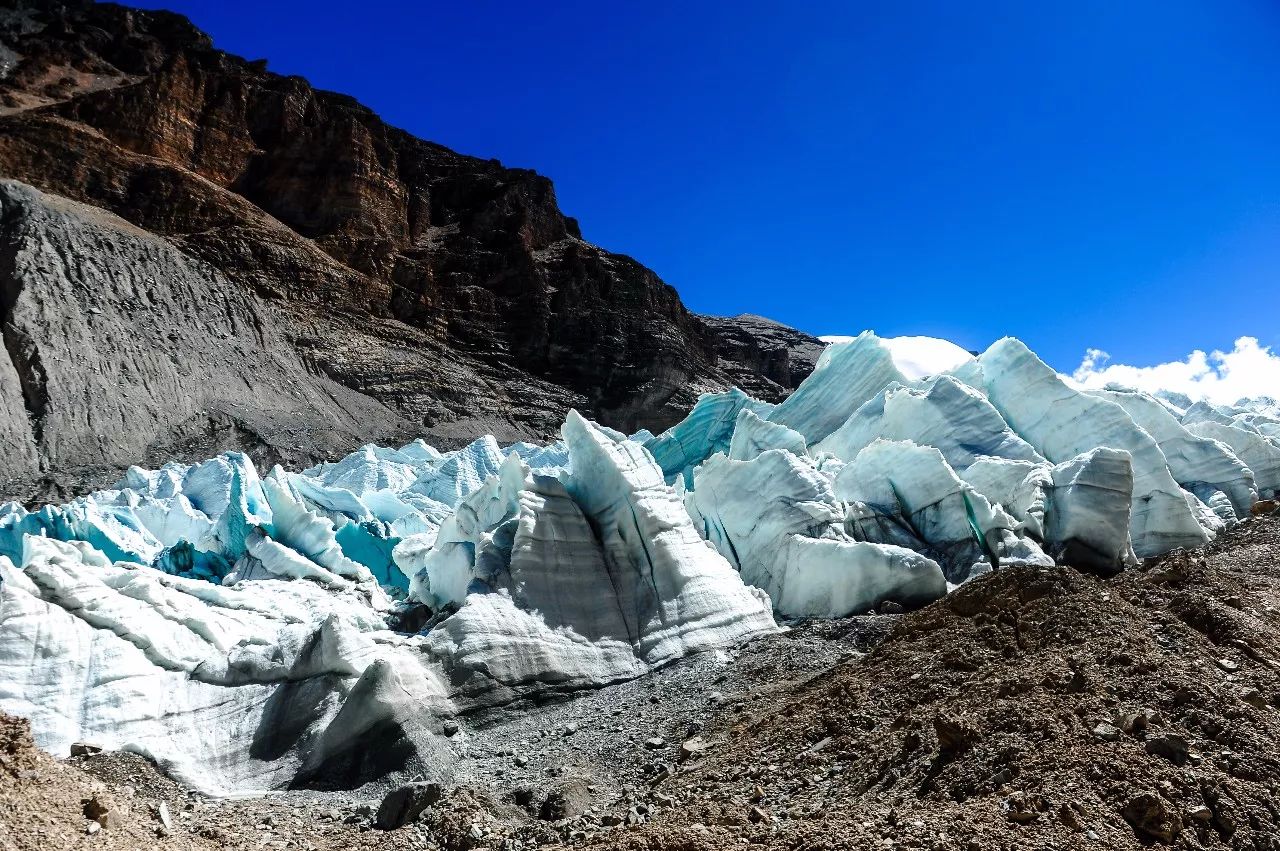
[0,0,821,502]
[700,313,824,401]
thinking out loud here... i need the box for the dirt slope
[583,513,1280,851]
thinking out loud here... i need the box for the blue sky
[132,1,1280,374]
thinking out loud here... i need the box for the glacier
[1084,386,1257,520]
[0,414,777,793]
[832,439,1054,583]
[685,445,947,617]
[2,331,1275,795]
[952,338,1215,556]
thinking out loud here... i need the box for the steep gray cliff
[0,180,418,501]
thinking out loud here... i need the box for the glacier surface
[2,331,1274,794]
[0,415,776,794]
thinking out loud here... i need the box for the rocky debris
[1001,791,1049,824]
[0,713,194,849]
[69,741,102,756]
[1251,499,1278,516]
[1144,732,1191,766]
[679,737,710,761]
[1092,721,1122,742]
[374,781,444,830]
[1239,687,1267,709]
[537,778,592,822]
[2,516,1279,850]
[69,749,186,806]
[1186,804,1213,824]
[157,800,173,833]
[0,1,820,501]
[1116,707,1161,735]
[445,613,886,836]
[82,793,115,827]
[932,712,980,752]
[1122,792,1182,844]
[572,514,1280,850]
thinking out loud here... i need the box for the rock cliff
[0,0,820,502]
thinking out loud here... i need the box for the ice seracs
[558,411,777,663]
[959,450,1138,574]
[0,536,449,794]
[650,329,1254,590]
[1,413,779,792]
[2,329,1270,796]
[686,446,946,617]
[1178,415,1280,500]
[817,375,1044,473]
[1085,386,1257,520]
[727,409,808,462]
[767,332,910,444]
[643,388,773,486]
[833,439,1053,583]
[955,337,1214,556]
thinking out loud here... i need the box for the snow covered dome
[820,333,975,379]
[881,336,975,379]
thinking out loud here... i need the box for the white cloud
[1069,336,1280,405]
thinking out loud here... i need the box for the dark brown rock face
[0,0,821,501]
[700,314,825,402]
